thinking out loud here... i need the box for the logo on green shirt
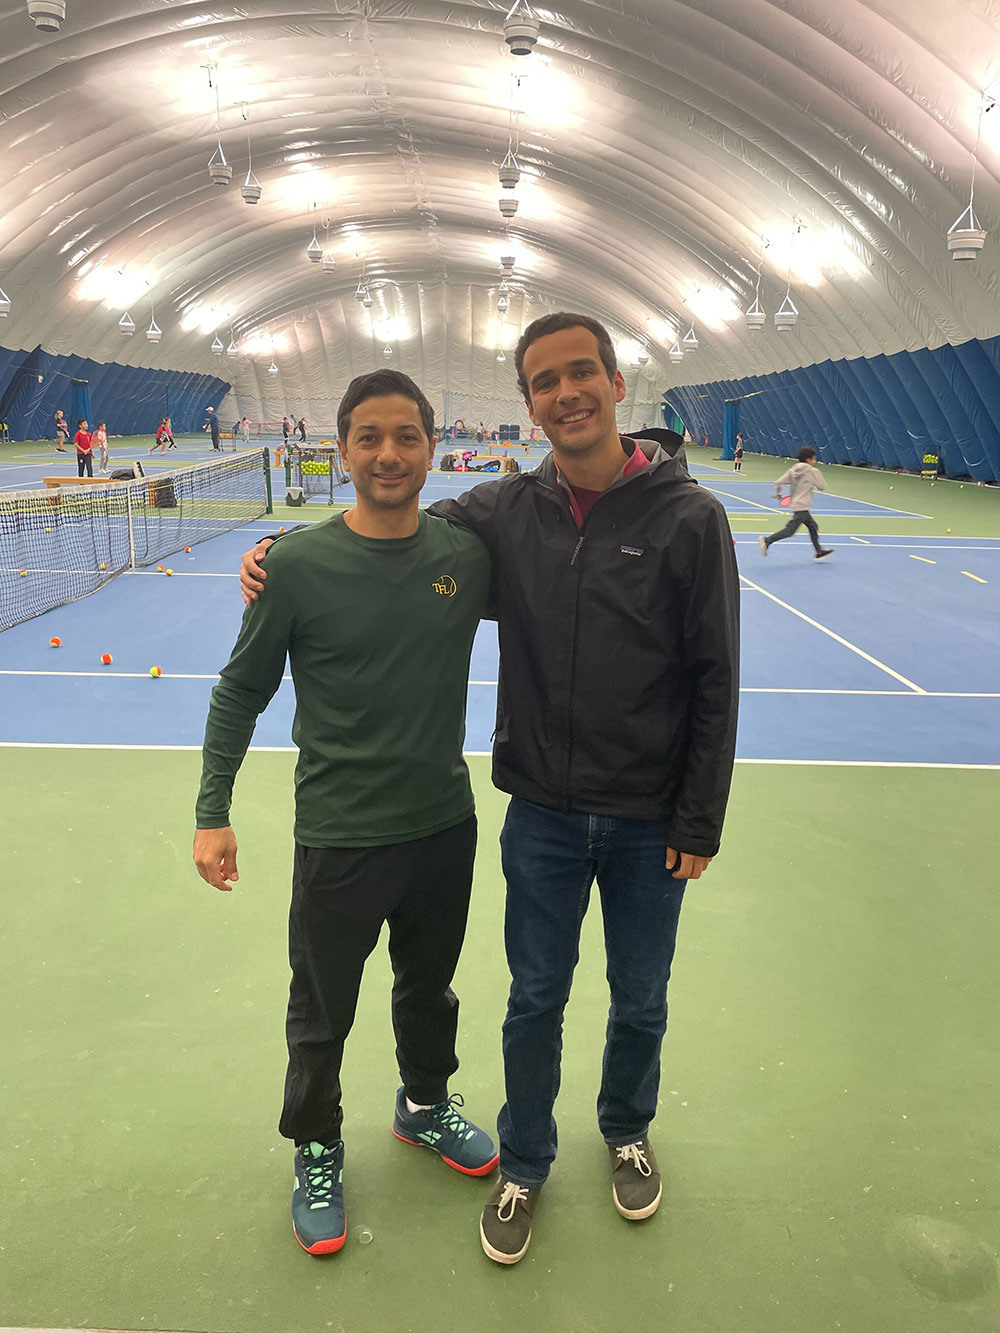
[432,575,457,597]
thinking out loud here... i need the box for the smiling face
[340,393,435,512]
[521,325,627,459]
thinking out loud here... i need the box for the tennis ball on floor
[100,652,112,665]
[149,666,162,678]
[165,568,173,576]
[156,564,164,572]
[45,526,51,532]
[49,636,61,647]
[279,526,286,532]
[946,528,951,533]
[99,562,107,570]
[889,485,893,490]
[184,546,191,553]
[18,569,27,577]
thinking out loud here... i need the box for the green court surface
[1,752,997,1333]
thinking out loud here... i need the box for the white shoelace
[497,1181,530,1221]
[616,1143,652,1176]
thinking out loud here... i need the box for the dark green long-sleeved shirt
[196,511,490,846]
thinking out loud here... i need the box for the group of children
[149,417,178,454]
[63,418,108,477]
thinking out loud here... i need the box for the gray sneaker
[758,535,769,557]
[480,1177,539,1264]
[609,1139,662,1220]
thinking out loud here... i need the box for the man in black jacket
[238,314,740,1265]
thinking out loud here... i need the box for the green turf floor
[0,752,997,1332]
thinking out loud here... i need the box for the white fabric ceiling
[2,0,1000,426]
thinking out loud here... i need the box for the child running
[150,418,170,454]
[759,447,834,560]
[92,420,109,473]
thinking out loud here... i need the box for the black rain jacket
[428,430,740,857]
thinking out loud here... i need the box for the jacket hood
[530,427,694,490]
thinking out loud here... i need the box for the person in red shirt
[73,419,94,477]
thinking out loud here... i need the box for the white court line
[1,741,997,769]
[1,670,996,698]
[701,486,782,513]
[738,573,927,693]
[735,540,1000,551]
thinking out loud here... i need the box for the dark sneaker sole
[480,1216,531,1264]
[391,1126,499,1176]
[293,1221,347,1255]
[613,1182,662,1221]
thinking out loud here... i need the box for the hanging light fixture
[668,344,684,363]
[240,103,262,204]
[637,347,649,366]
[948,95,992,260]
[499,196,519,219]
[497,349,506,363]
[119,312,135,337]
[500,254,516,276]
[354,283,368,302]
[322,252,337,275]
[146,308,162,343]
[0,286,11,318]
[362,291,374,308]
[267,360,279,376]
[499,148,521,190]
[383,345,393,359]
[26,0,66,33]
[497,293,510,313]
[745,243,767,332]
[774,225,800,331]
[226,331,239,358]
[504,0,540,55]
[205,65,232,186]
[306,230,322,263]
[682,324,699,350]
[211,334,224,355]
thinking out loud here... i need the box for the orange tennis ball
[946,528,951,533]
[49,636,61,647]
[100,652,112,665]
[149,666,162,678]
[184,546,191,553]
[156,564,164,572]
[18,569,27,577]
[279,526,286,532]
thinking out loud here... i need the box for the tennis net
[0,449,269,631]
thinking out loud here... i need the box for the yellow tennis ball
[946,528,951,533]
[165,568,173,576]
[149,666,162,678]
[18,569,26,577]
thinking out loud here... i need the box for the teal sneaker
[391,1089,499,1176]
[292,1140,346,1255]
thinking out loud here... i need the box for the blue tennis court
[2,516,997,766]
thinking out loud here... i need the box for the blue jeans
[497,798,686,1187]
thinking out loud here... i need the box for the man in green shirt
[193,370,498,1256]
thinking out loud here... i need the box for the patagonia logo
[620,545,644,557]
[432,574,457,596]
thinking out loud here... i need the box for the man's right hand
[240,538,275,605]
[193,826,240,892]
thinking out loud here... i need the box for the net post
[127,480,136,569]
[263,448,273,514]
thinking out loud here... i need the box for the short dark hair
[77,418,86,427]
[514,312,618,401]
[337,370,435,442]
[797,446,817,462]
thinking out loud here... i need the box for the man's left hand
[666,848,713,880]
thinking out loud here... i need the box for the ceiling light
[499,197,519,219]
[322,252,336,274]
[504,0,540,56]
[26,0,64,32]
[637,348,649,366]
[668,345,684,363]
[226,338,239,358]
[306,231,322,263]
[774,293,799,332]
[682,324,699,350]
[383,345,393,359]
[146,313,162,343]
[208,143,231,186]
[267,361,279,376]
[0,287,10,318]
[362,292,374,308]
[947,204,987,260]
[119,312,135,337]
[241,170,262,204]
[211,335,224,354]
[499,149,521,190]
[497,294,510,313]
[745,299,766,332]
[497,350,506,363]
